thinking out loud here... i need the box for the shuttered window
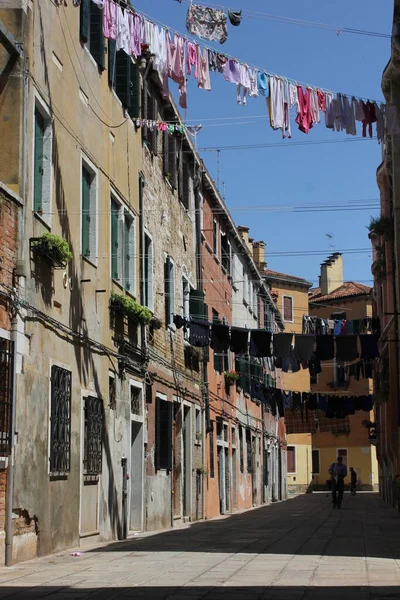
[124,214,135,293]
[80,0,105,70]
[34,109,45,212]
[287,446,296,473]
[155,398,173,470]
[164,256,175,327]
[163,132,178,189]
[144,233,154,311]
[246,429,253,473]
[108,43,140,118]
[111,198,119,280]
[81,166,91,257]
[239,426,244,473]
[312,449,320,474]
[283,296,293,322]
[209,424,215,478]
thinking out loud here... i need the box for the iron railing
[50,365,71,473]
[83,396,104,476]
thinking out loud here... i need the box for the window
[236,357,250,395]
[144,232,154,311]
[108,40,140,118]
[189,288,206,319]
[108,373,116,410]
[163,131,178,189]
[0,338,13,456]
[130,385,141,415]
[110,197,136,292]
[287,446,296,474]
[246,429,253,473]
[182,277,191,320]
[239,426,244,473]
[195,407,202,436]
[264,303,274,331]
[312,449,320,474]
[80,0,105,70]
[142,82,158,154]
[209,424,215,478]
[335,361,348,387]
[212,219,218,256]
[83,396,104,475]
[337,448,348,465]
[283,296,293,322]
[212,310,229,374]
[221,232,231,273]
[81,161,97,262]
[243,267,248,304]
[164,256,175,327]
[50,365,72,474]
[179,159,192,211]
[33,103,52,222]
[155,398,173,470]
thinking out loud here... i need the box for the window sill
[33,210,51,231]
[82,255,97,269]
[243,299,249,307]
[213,254,220,265]
[80,530,100,539]
[112,278,124,292]
[194,441,202,447]
[204,240,213,255]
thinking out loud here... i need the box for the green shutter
[129,62,140,119]
[155,397,161,471]
[214,352,223,374]
[89,3,105,70]
[124,217,130,291]
[108,39,116,87]
[80,0,90,44]
[81,167,91,257]
[34,109,44,212]
[189,289,205,319]
[142,80,148,142]
[111,199,119,280]
[163,130,169,176]
[115,50,130,108]
[164,257,171,325]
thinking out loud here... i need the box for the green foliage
[110,293,152,324]
[224,370,240,384]
[31,233,73,265]
[368,215,393,238]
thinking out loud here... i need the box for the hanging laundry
[333,320,342,336]
[250,330,272,358]
[361,395,373,412]
[315,335,334,361]
[208,50,218,72]
[359,334,379,360]
[164,32,187,108]
[103,0,117,40]
[197,46,211,91]
[318,89,326,111]
[248,68,259,98]
[282,391,292,409]
[257,72,269,97]
[216,53,227,73]
[269,77,284,132]
[362,101,377,138]
[342,94,356,135]
[223,58,241,84]
[129,13,142,58]
[189,319,210,347]
[230,327,249,355]
[307,393,318,411]
[236,63,252,106]
[273,333,293,359]
[308,356,322,377]
[324,92,334,129]
[186,4,228,44]
[310,89,320,125]
[353,98,365,122]
[173,315,185,330]
[296,86,313,134]
[187,41,198,77]
[92,0,105,7]
[228,10,242,27]
[335,335,359,362]
[294,335,315,363]
[151,25,168,79]
[211,323,230,352]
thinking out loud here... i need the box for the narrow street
[0,494,399,599]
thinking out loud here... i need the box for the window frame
[32,95,53,227]
[155,396,173,471]
[282,295,294,323]
[287,445,296,474]
[83,395,104,476]
[239,426,244,473]
[49,363,72,475]
[246,429,253,473]
[312,448,320,475]
[80,0,105,70]
[110,192,136,294]
[212,218,219,258]
[209,423,215,478]
[164,254,176,328]
[143,230,154,312]
[81,154,98,266]
[220,231,231,274]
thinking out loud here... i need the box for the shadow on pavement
[85,493,400,560]
[0,585,396,600]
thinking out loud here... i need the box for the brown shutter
[287,446,296,473]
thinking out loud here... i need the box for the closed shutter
[34,109,45,212]
[108,39,116,87]
[312,449,320,474]
[182,162,190,209]
[80,0,90,43]
[189,289,204,319]
[89,3,105,70]
[124,217,130,291]
[81,167,91,257]
[287,446,296,473]
[129,62,140,119]
[164,256,171,325]
[111,199,119,280]
[166,403,173,471]
[168,135,177,189]
[283,296,293,321]
[115,50,130,108]
[156,399,172,471]
[155,397,161,470]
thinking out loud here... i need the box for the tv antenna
[326,232,335,249]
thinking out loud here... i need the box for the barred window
[83,396,104,476]
[0,338,13,456]
[50,365,72,474]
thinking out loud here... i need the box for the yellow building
[263,269,313,494]
[309,253,379,491]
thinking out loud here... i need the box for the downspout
[5,327,17,567]
[138,173,146,347]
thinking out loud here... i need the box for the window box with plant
[30,233,73,269]
[368,215,393,241]
[224,370,240,386]
[110,293,152,325]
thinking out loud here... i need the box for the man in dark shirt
[350,467,357,496]
[328,456,348,509]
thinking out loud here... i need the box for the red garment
[318,90,326,111]
[362,101,377,138]
[296,86,313,134]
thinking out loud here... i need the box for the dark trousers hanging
[332,478,344,508]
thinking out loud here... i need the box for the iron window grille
[50,365,72,474]
[0,338,14,456]
[83,396,104,476]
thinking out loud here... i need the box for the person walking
[350,467,357,496]
[328,456,348,509]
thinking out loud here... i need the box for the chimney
[320,253,343,295]
[237,225,253,254]
[253,241,266,270]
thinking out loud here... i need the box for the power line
[199,137,378,152]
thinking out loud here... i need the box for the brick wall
[0,188,18,332]
[0,469,6,531]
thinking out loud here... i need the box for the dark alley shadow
[0,585,395,600]
[85,493,400,560]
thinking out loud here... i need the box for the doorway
[232,448,237,511]
[130,420,144,531]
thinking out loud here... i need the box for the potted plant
[224,370,240,386]
[368,215,393,240]
[110,293,152,325]
[197,465,208,477]
[150,315,162,330]
[31,233,73,268]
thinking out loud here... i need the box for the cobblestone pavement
[0,493,399,599]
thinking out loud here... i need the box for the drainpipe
[5,322,18,566]
[138,173,146,349]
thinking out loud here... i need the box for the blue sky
[133,0,393,287]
